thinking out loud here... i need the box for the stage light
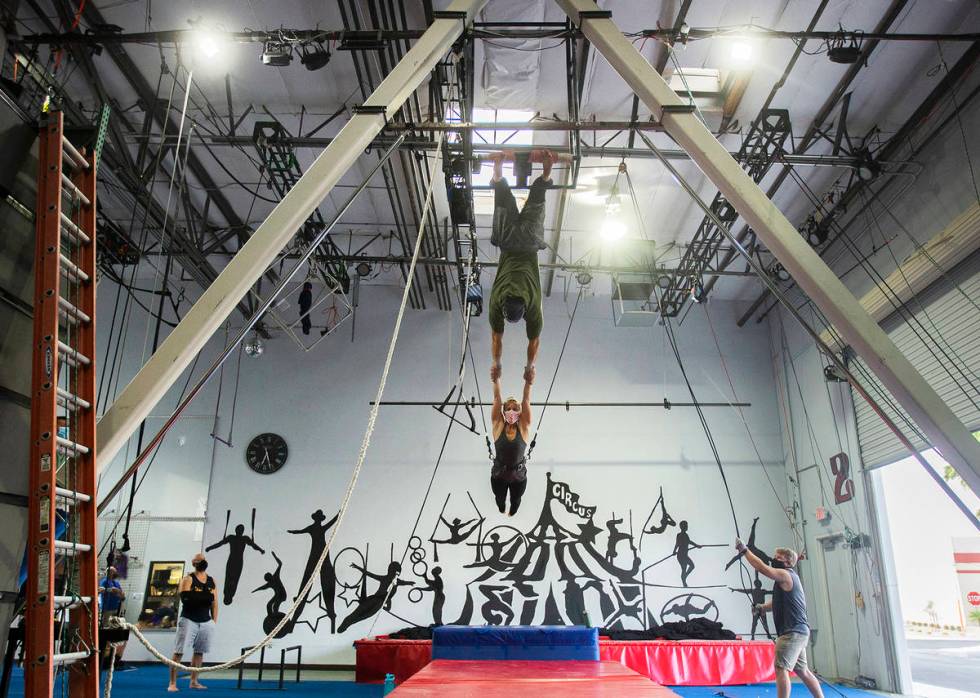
[355,261,372,277]
[262,40,293,67]
[191,29,223,60]
[300,44,331,71]
[657,275,671,290]
[600,218,626,242]
[575,271,593,286]
[827,30,863,65]
[730,41,754,67]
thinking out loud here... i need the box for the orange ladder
[26,110,100,697]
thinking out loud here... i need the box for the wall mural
[218,474,775,639]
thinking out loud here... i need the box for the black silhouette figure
[479,584,515,625]
[252,552,293,638]
[337,562,411,633]
[644,489,676,535]
[562,577,603,625]
[465,533,513,572]
[299,281,313,335]
[673,520,702,587]
[206,518,265,605]
[725,517,772,570]
[431,516,482,562]
[287,509,340,631]
[730,576,774,639]
[604,517,632,564]
[663,594,716,621]
[418,566,446,625]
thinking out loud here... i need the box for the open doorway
[876,445,980,698]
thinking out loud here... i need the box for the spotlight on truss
[769,262,791,282]
[824,364,849,383]
[300,44,331,71]
[262,41,293,67]
[827,28,863,65]
[355,261,373,277]
[575,271,593,286]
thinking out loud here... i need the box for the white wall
[97,272,789,665]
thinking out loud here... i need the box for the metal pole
[558,0,980,495]
[371,400,750,407]
[96,136,405,513]
[97,0,487,468]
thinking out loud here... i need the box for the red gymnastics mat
[355,636,775,685]
[390,659,681,696]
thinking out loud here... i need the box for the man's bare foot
[168,685,178,692]
[189,683,207,690]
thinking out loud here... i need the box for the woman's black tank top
[492,424,527,482]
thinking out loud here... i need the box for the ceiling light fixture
[600,218,626,242]
[191,29,223,60]
[827,28,864,65]
[355,261,372,277]
[262,40,293,67]
[300,43,331,71]
[730,41,754,67]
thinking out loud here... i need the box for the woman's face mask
[503,409,520,425]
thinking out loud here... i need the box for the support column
[556,0,980,494]
[97,0,487,467]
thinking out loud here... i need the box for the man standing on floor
[488,150,555,385]
[736,541,824,698]
[168,553,218,692]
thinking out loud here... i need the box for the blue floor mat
[6,666,383,697]
[669,684,880,697]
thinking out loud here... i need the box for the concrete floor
[907,638,980,697]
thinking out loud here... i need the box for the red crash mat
[391,659,681,696]
[600,639,776,685]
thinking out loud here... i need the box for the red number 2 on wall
[830,452,854,504]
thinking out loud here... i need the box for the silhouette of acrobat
[673,520,702,587]
[644,489,676,535]
[663,593,715,621]
[418,566,446,625]
[337,561,411,633]
[252,552,292,637]
[725,517,771,570]
[287,509,340,631]
[206,521,265,604]
[730,576,774,639]
[604,517,633,564]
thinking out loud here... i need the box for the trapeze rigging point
[374,400,750,409]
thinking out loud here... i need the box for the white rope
[103,644,117,698]
[106,135,446,678]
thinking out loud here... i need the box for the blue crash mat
[432,625,599,661]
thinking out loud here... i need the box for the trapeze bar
[371,400,750,408]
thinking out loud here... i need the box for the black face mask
[194,560,208,572]
[771,559,786,569]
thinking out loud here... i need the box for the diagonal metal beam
[556,0,980,495]
[97,0,489,468]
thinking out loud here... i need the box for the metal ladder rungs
[60,173,91,206]
[59,212,91,245]
[53,595,92,608]
[58,340,91,366]
[56,435,90,455]
[53,540,92,554]
[58,296,91,324]
[51,651,91,665]
[57,387,91,410]
[59,254,90,283]
[55,486,92,503]
[61,136,89,171]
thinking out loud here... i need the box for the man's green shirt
[489,249,542,339]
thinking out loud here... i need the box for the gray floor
[907,638,980,696]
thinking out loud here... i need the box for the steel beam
[556,0,980,494]
[97,0,488,467]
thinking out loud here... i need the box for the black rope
[527,285,584,459]
[656,290,741,539]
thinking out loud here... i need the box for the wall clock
[245,433,288,474]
